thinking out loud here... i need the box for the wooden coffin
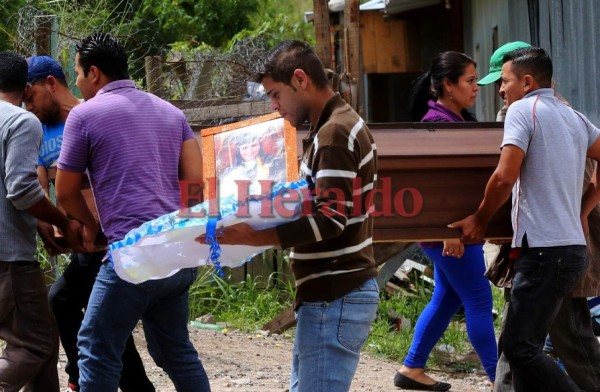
[296,122,512,242]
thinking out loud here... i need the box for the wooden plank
[361,13,411,73]
[245,253,272,281]
[373,14,399,72]
[360,12,379,73]
[183,101,273,125]
[262,306,296,334]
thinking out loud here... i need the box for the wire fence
[1,1,278,279]
[3,2,274,126]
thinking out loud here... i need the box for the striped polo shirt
[58,80,195,243]
[276,94,378,306]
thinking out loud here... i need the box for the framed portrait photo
[201,112,299,200]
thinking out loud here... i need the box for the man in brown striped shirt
[212,40,379,392]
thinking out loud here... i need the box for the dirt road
[58,325,492,391]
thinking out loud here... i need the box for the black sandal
[394,372,452,391]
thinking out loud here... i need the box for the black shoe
[394,372,451,391]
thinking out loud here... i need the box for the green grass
[188,267,295,331]
[185,265,506,369]
[365,282,505,368]
[37,239,506,369]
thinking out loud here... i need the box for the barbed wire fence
[8,1,274,129]
[1,1,279,281]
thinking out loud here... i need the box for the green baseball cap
[477,41,532,85]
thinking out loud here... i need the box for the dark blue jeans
[77,263,210,392]
[503,244,587,392]
[49,251,154,391]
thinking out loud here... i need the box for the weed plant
[186,262,505,369]
[188,267,295,331]
[366,281,505,368]
[36,239,70,285]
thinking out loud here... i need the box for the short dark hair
[255,40,329,89]
[76,32,129,81]
[503,47,552,88]
[0,51,28,93]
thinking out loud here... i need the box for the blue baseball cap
[26,55,66,84]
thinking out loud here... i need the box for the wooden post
[65,44,79,94]
[169,54,190,97]
[192,60,216,100]
[313,0,334,69]
[145,56,166,98]
[34,15,58,57]
[343,0,361,112]
[35,14,61,279]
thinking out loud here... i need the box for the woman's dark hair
[408,51,476,121]
[255,40,329,89]
[76,33,129,81]
[503,47,552,88]
[0,51,27,93]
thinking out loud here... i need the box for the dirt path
[58,325,492,391]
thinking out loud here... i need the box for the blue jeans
[77,262,210,392]
[503,244,587,392]
[290,277,379,392]
[49,251,154,391]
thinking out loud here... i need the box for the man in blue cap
[24,55,155,392]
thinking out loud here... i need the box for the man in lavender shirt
[55,33,209,392]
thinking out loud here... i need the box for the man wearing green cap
[477,41,531,392]
[478,41,532,121]
[476,43,600,392]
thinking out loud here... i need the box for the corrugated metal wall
[465,0,600,124]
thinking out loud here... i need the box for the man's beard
[40,105,61,124]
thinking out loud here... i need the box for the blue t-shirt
[38,122,64,168]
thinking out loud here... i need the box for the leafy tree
[227,14,314,55]
[0,0,27,51]
[135,0,261,48]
